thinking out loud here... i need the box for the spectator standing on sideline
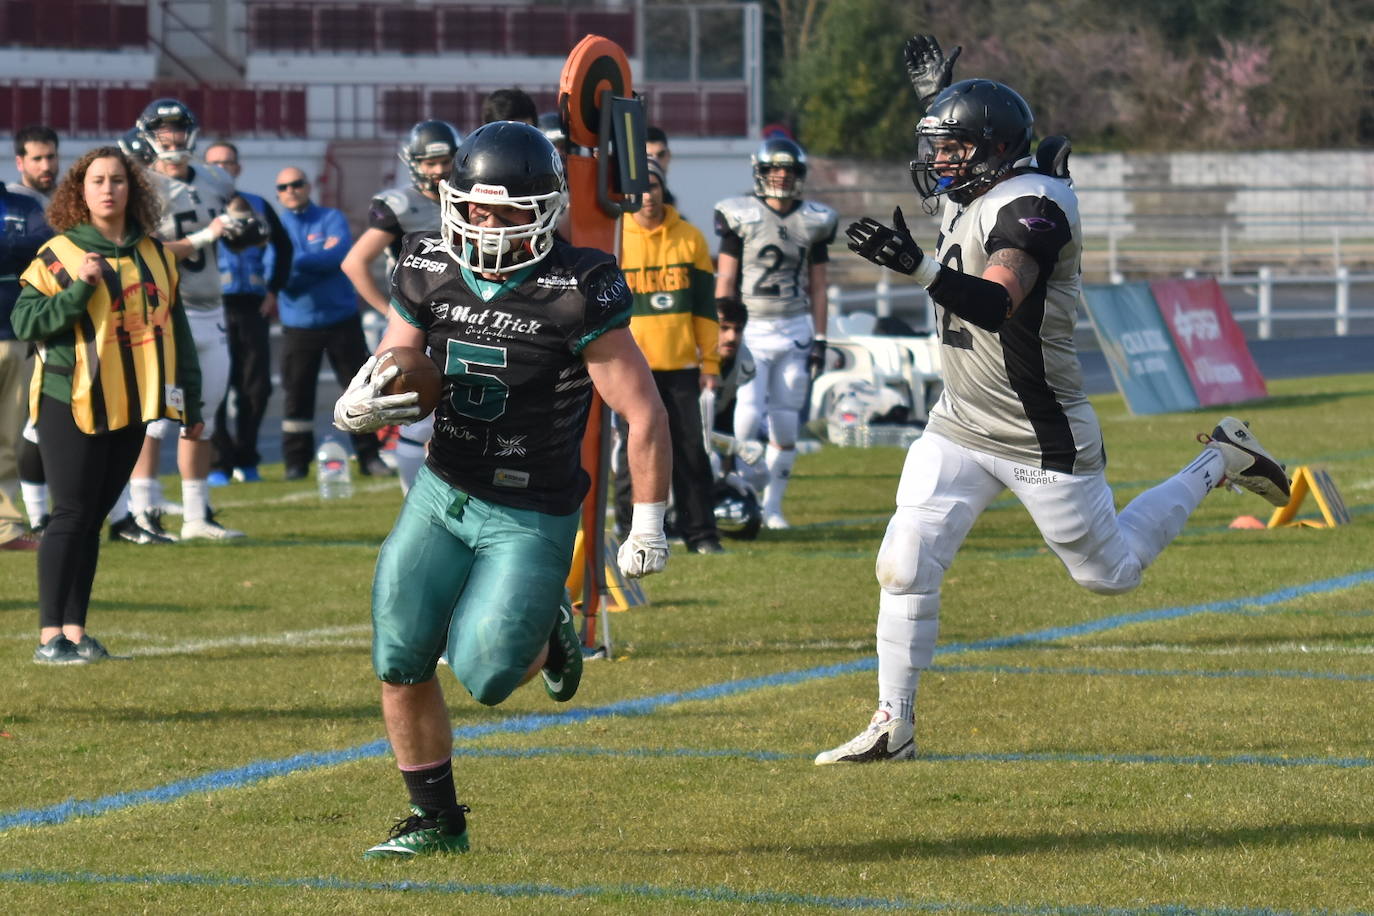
[616,159,722,554]
[275,167,392,480]
[0,177,51,549]
[713,137,837,530]
[14,146,201,663]
[125,98,244,542]
[11,125,59,531]
[816,42,1292,765]
[202,141,292,486]
[644,126,677,207]
[341,121,461,494]
[332,121,670,859]
[480,88,538,126]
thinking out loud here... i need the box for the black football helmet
[399,120,462,194]
[714,473,762,541]
[117,127,156,166]
[751,137,807,200]
[438,121,567,275]
[910,79,1033,205]
[136,98,200,165]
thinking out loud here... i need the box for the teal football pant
[372,464,580,703]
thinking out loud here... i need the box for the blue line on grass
[0,869,1366,915]
[2,570,1371,835]
[929,663,1374,684]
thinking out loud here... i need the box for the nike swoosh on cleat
[544,674,564,692]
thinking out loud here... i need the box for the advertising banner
[1151,278,1268,406]
[1081,283,1199,415]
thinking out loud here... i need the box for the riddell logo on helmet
[472,184,508,197]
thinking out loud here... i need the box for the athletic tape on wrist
[630,501,667,538]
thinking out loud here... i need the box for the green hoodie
[12,222,202,427]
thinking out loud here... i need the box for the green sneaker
[541,602,582,702]
[33,635,88,666]
[75,634,111,662]
[363,805,470,860]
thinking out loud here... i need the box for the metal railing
[827,267,1374,341]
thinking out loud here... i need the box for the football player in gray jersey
[342,120,461,492]
[816,65,1292,765]
[713,138,837,529]
[123,98,246,542]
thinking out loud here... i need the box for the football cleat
[136,508,179,542]
[363,805,470,860]
[815,709,916,765]
[763,513,790,531]
[108,513,174,545]
[541,602,582,702]
[1201,417,1291,507]
[181,511,245,540]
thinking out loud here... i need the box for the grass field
[2,373,1372,915]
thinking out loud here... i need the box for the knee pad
[146,418,177,441]
[876,505,958,594]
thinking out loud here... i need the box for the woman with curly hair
[12,146,203,664]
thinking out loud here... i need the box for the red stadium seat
[380,8,437,55]
[574,12,635,56]
[705,90,748,137]
[440,7,507,54]
[652,90,703,137]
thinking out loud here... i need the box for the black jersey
[390,233,632,514]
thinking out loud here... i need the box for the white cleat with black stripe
[1203,417,1291,507]
[814,709,916,765]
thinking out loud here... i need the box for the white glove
[709,431,764,466]
[332,354,421,433]
[617,502,670,579]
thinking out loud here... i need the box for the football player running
[334,122,670,858]
[126,98,245,540]
[713,138,837,530]
[815,39,1291,765]
[341,120,462,494]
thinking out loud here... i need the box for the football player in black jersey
[815,41,1291,766]
[334,122,671,859]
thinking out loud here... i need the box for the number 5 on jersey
[445,340,509,421]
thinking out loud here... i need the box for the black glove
[807,338,827,381]
[903,34,962,110]
[845,207,924,275]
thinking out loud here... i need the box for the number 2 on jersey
[751,243,807,297]
[444,340,509,421]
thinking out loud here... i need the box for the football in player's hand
[376,346,442,418]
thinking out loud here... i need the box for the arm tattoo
[987,248,1040,301]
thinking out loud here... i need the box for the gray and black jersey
[150,165,235,311]
[389,233,632,515]
[713,196,838,320]
[924,170,1103,475]
[368,185,440,261]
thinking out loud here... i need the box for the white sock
[130,478,158,516]
[394,440,426,496]
[182,479,208,525]
[762,445,797,516]
[1118,448,1224,569]
[877,693,915,725]
[108,483,131,523]
[20,482,48,527]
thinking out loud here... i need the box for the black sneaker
[34,635,88,666]
[32,513,50,536]
[137,508,180,542]
[691,538,725,555]
[75,634,112,662]
[108,513,173,545]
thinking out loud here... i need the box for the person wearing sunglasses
[273,168,391,482]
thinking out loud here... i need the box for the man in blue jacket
[0,180,51,549]
[204,141,293,486]
[274,167,392,480]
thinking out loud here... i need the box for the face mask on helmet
[136,99,200,167]
[751,139,808,200]
[714,473,762,540]
[438,122,567,275]
[400,120,462,194]
[909,79,1033,207]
